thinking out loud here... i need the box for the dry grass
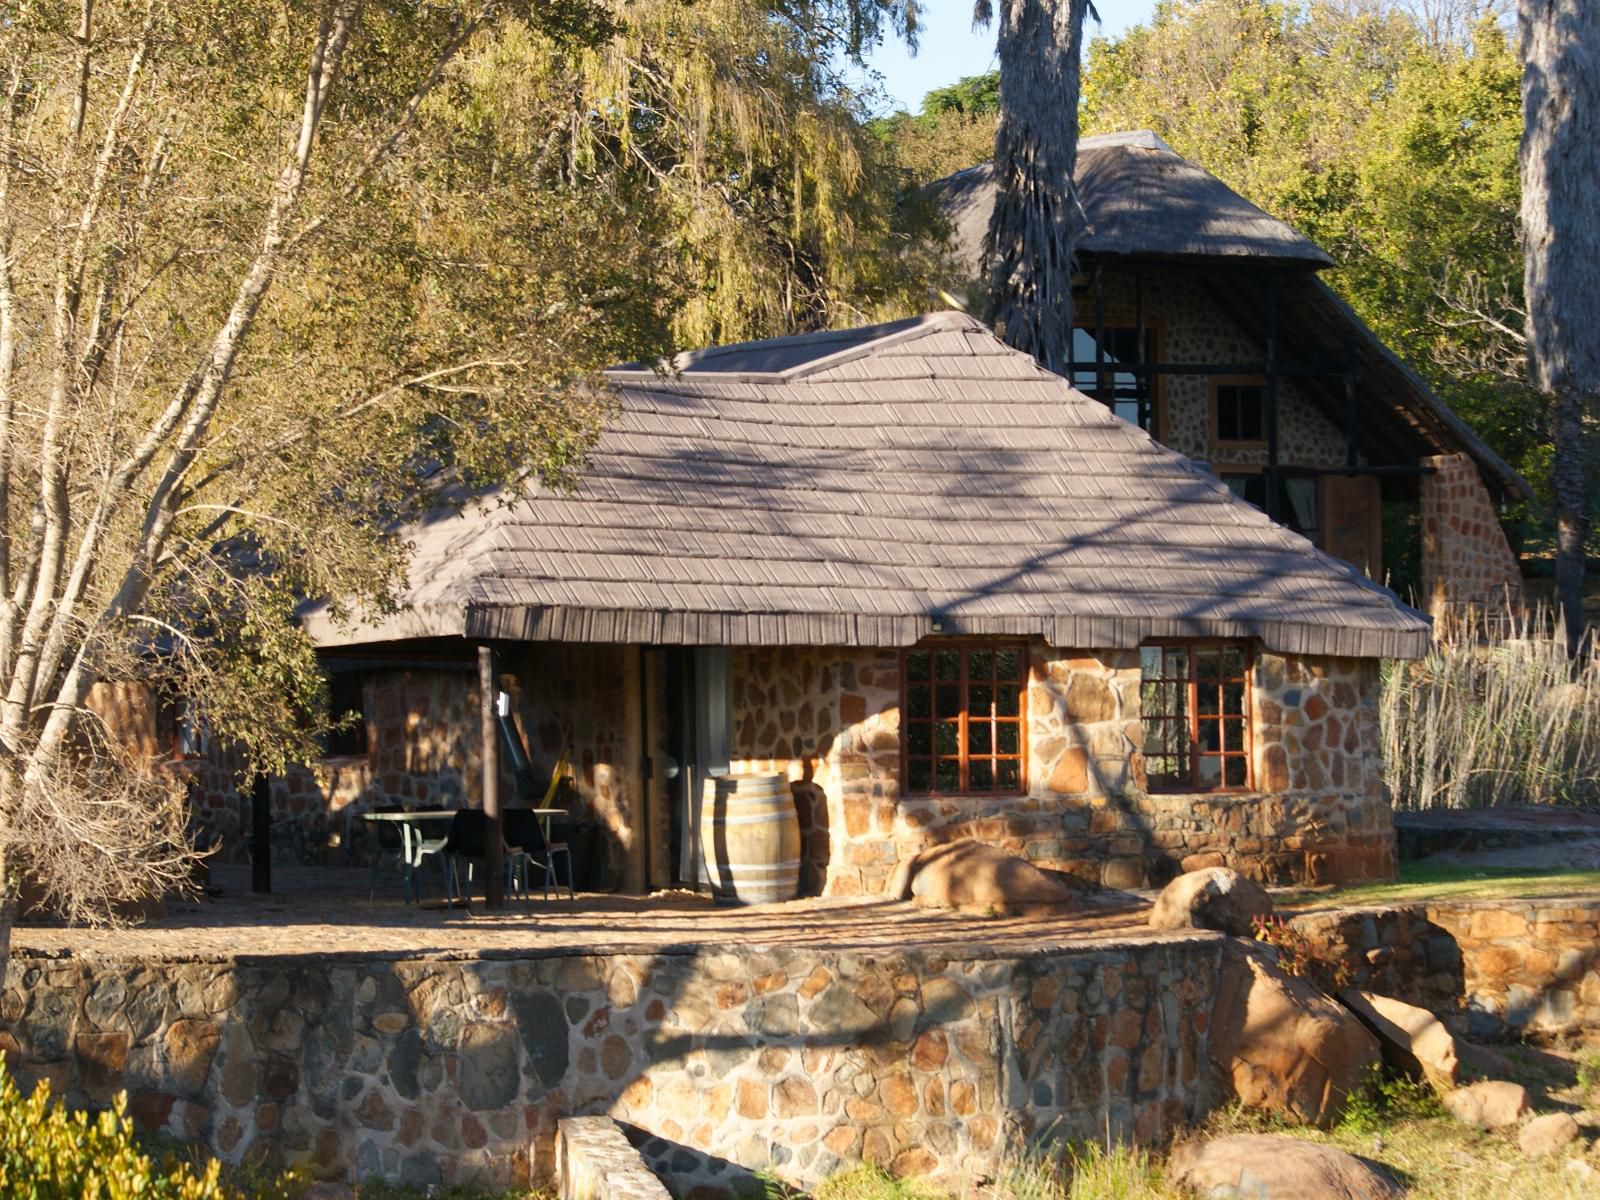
[1380,608,1600,810]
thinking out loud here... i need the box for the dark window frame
[1210,377,1267,447]
[900,642,1029,797]
[1139,641,1253,794]
[321,670,370,761]
[1068,324,1164,437]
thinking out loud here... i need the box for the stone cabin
[175,312,1431,894]
[937,131,1527,620]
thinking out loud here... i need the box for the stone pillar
[1420,453,1522,624]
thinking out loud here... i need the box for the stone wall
[1292,897,1600,1039]
[1419,452,1522,622]
[730,643,1393,896]
[0,935,1225,1193]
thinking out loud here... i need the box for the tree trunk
[1519,0,1600,656]
[983,0,1094,375]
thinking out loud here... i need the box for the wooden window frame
[1140,640,1253,794]
[900,642,1029,798]
[320,670,371,762]
[1210,376,1268,449]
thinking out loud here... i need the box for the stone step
[558,1116,673,1200]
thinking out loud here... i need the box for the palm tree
[1518,0,1599,656]
[975,0,1097,375]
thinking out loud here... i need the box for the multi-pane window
[321,671,370,758]
[903,644,1026,795]
[1214,382,1265,443]
[1140,643,1251,792]
[1069,327,1159,433]
[1222,473,1321,544]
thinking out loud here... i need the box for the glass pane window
[1069,327,1158,433]
[1221,473,1320,543]
[1139,642,1251,792]
[1214,383,1266,443]
[902,644,1028,796]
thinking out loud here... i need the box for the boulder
[1148,866,1272,936]
[1442,1080,1530,1130]
[1168,1134,1402,1200]
[1519,1112,1580,1159]
[1209,941,1382,1128]
[1339,991,1460,1093]
[887,840,1075,915]
[1456,1039,1515,1081]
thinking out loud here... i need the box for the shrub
[1252,915,1353,994]
[0,1056,233,1199]
[1380,607,1600,809]
[998,1139,1170,1200]
[1337,1063,1445,1134]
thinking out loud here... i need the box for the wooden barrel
[700,773,800,905]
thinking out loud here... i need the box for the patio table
[363,808,565,902]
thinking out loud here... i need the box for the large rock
[1519,1112,1580,1159]
[1168,1134,1402,1200]
[1339,991,1460,1093]
[1209,942,1382,1128]
[887,840,1075,915]
[1148,867,1272,936]
[1442,1080,1530,1130]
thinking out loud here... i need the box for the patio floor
[10,864,1172,963]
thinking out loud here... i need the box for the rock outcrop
[1168,1134,1402,1200]
[1519,1112,1580,1159]
[1209,942,1382,1127]
[1339,990,1460,1093]
[1442,1080,1530,1130]
[1148,867,1272,936]
[886,840,1075,914]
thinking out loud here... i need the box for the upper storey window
[1070,327,1159,434]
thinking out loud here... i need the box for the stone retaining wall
[558,1116,671,1200]
[1291,897,1600,1039]
[0,934,1224,1193]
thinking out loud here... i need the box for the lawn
[1281,860,1600,909]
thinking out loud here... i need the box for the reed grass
[1380,607,1600,809]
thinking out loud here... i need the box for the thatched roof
[932,131,1528,500]
[938,130,1334,269]
[303,312,1429,659]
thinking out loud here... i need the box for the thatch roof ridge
[936,134,1334,267]
[304,312,1429,659]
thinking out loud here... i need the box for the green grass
[1282,860,1600,909]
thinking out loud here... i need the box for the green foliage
[1577,1050,1600,1097]
[810,1164,940,1200]
[1252,914,1353,993]
[1337,1063,1447,1134]
[0,1057,248,1199]
[998,1139,1170,1200]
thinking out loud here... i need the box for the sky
[853,0,1159,116]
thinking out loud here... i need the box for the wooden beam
[479,644,504,910]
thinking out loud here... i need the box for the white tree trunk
[1519,0,1600,654]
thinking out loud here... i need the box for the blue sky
[852,0,1158,116]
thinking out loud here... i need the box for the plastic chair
[440,809,531,907]
[367,804,407,901]
[504,808,575,902]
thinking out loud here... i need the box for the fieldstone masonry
[0,935,1224,1193]
[1292,897,1600,1039]
[558,1116,671,1200]
[1419,452,1522,621]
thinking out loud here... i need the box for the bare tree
[1518,0,1600,654]
[975,0,1097,374]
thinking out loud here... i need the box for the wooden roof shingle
[303,312,1430,659]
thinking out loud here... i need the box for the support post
[1344,341,1360,470]
[479,644,504,910]
[1265,269,1281,521]
[251,773,271,894]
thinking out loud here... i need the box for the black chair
[440,809,488,908]
[504,808,575,902]
[367,803,407,901]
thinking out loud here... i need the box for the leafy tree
[0,0,920,949]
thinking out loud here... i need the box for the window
[321,671,369,758]
[1070,327,1159,433]
[1140,643,1251,792]
[158,696,206,760]
[1213,381,1266,444]
[1221,472,1320,544]
[902,644,1027,795]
